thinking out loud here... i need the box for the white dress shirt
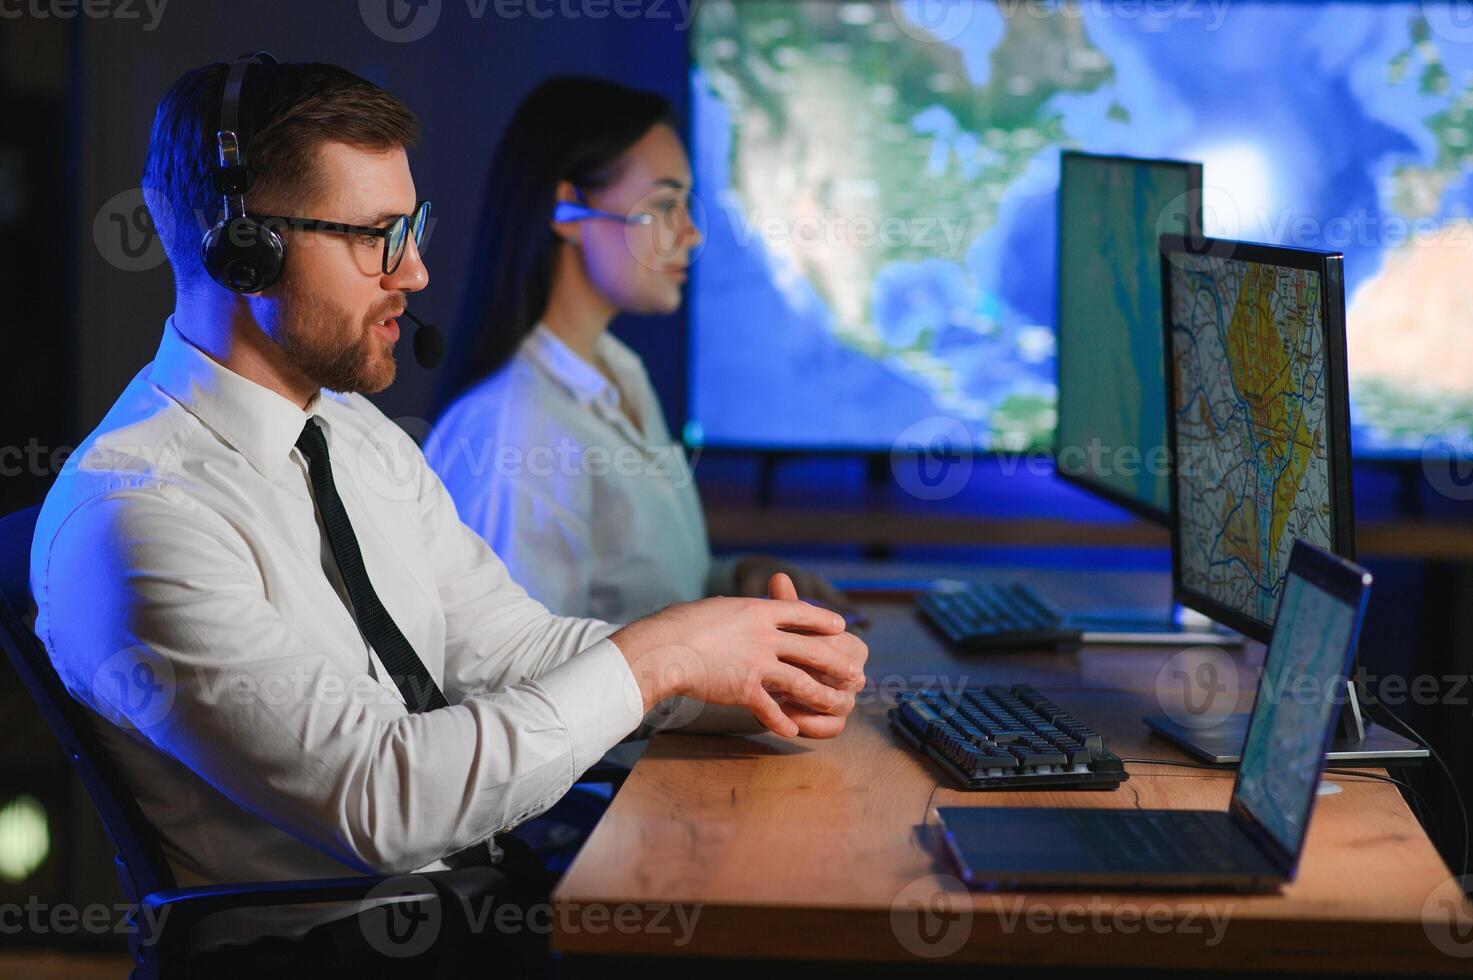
[30,319,648,897]
[426,324,729,623]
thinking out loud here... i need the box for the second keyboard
[890,683,1127,790]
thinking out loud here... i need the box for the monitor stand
[1144,680,1429,767]
[1072,603,1243,647]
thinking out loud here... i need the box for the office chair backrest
[0,504,176,902]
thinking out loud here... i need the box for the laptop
[935,540,1372,892]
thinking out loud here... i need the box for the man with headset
[30,55,866,971]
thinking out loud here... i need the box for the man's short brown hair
[142,60,420,284]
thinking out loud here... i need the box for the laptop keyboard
[1070,810,1242,873]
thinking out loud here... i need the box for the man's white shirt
[30,318,647,892]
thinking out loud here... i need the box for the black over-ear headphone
[200,52,291,293]
[194,55,447,367]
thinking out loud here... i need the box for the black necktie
[296,417,448,712]
[295,417,545,878]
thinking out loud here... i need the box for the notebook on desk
[935,540,1372,892]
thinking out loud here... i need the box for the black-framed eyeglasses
[252,200,431,275]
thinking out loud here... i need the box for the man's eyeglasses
[252,201,432,275]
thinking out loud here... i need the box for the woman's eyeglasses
[253,200,432,275]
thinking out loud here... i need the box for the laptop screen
[1231,542,1371,865]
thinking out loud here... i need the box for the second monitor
[1146,233,1424,765]
[1051,150,1231,645]
[1054,149,1200,522]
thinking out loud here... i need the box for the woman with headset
[427,76,855,626]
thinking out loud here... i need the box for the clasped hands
[610,572,869,739]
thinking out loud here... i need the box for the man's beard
[275,274,400,395]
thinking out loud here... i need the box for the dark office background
[1,1,1470,954]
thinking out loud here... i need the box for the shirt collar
[521,323,622,411]
[149,316,323,480]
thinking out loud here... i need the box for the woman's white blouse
[426,324,720,624]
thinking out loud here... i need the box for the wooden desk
[552,588,1473,974]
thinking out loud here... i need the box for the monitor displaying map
[1162,237,1355,640]
[686,0,1473,457]
[1055,152,1200,522]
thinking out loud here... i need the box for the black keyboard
[917,581,1082,653]
[890,683,1127,790]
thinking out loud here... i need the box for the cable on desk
[1374,771,1437,842]
[1324,768,1439,835]
[1119,757,1235,771]
[921,782,942,825]
[1364,702,1469,879]
[1123,759,1441,841]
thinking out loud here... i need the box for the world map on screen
[688,0,1473,457]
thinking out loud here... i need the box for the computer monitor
[1159,235,1355,644]
[687,0,1473,458]
[1054,151,1201,524]
[1149,235,1425,765]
